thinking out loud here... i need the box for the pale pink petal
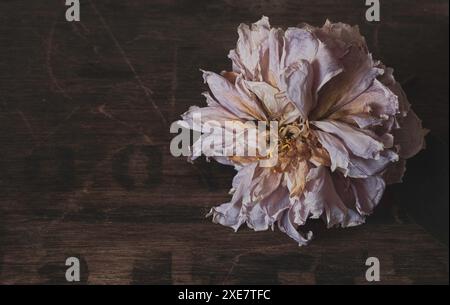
[347,150,398,178]
[311,40,344,94]
[280,60,314,118]
[249,167,284,202]
[311,120,384,159]
[311,21,383,119]
[376,63,411,116]
[207,163,257,231]
[290,197,310,226]
[201,70,267,121]
[243,80,286,118]
[304,166,365,228]
[264,28,284,87]
[181,105,241,132]
[248,186,290,231]
[278,206,313,246]
[228,16,270,80]
[283,27,318,66]
[329,79,399,129]
[313,130,349,174]
[350,175,385,215]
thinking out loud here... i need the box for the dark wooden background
[0,0,448,284]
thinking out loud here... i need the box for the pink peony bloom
[179,17,427,245]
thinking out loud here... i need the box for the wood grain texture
[0,0,448,284]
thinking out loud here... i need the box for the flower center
[274,117,331,173]
[278,119,310,156]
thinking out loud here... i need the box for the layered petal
[350,175,385,215]
[207,163,258,231]
[278,205,313,246]
[311,21,383,120]
[228,16,270,81]
[311,120,384,159]
[328,79,399,129]
[202,70,267,121]
[313,130,349,174]
[304,166,365,228]
[279,60,314,118]
[283,27,318,66]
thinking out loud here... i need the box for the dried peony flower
[177,16,427,245]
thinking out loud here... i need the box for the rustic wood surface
[0,0,448,284]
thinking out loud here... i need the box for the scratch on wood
[46,19,73,101]
[97,104,155,145]
[27,106,80,155]
[88,0,168,127]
